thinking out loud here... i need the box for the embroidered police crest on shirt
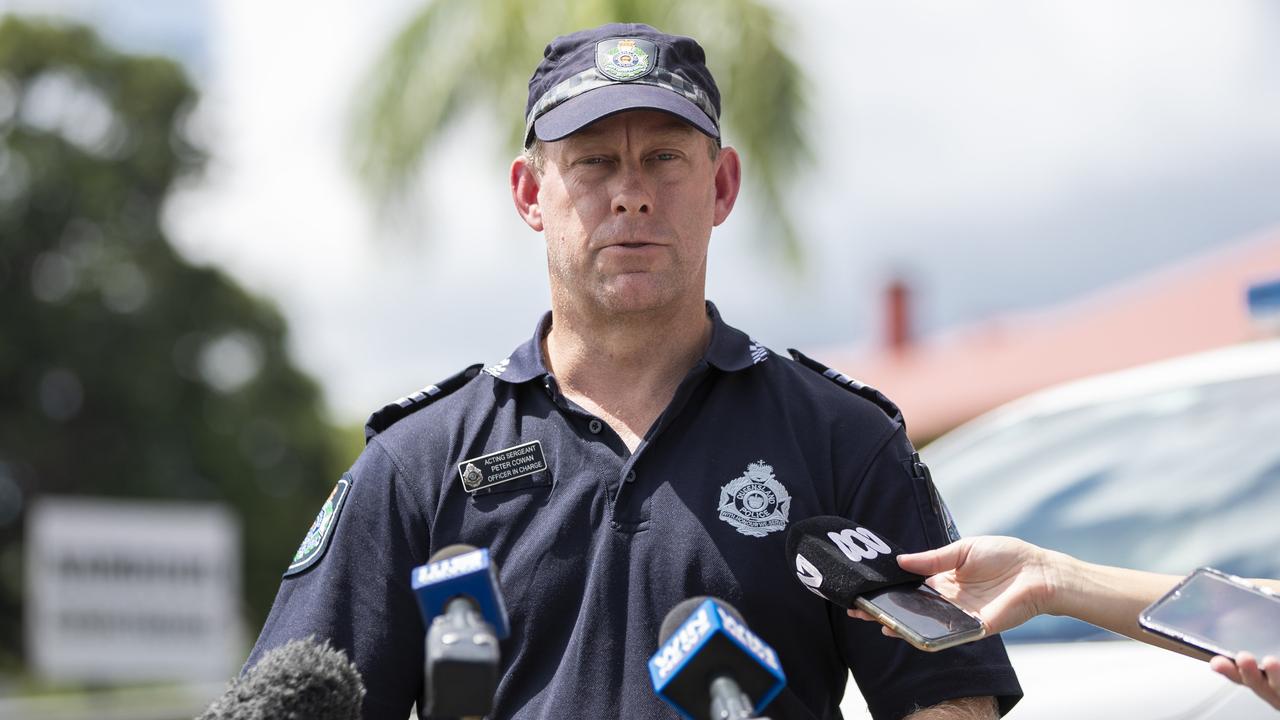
[285,474,352,576]
[596,38,656,81]
[717,461,792,538]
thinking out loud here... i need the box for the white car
[841,339,1280,719]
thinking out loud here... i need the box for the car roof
[928,339,1280,456]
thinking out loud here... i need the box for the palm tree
[349,0,809,262]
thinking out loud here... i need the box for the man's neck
[543,298,711,451]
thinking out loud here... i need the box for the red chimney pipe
[885,278,912,353]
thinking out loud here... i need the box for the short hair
[523,132,721,176]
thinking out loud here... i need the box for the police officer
[247,23,1022,719]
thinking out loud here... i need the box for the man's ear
[712,146,742,227]
[511,156,543,231]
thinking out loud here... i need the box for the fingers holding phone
[1211,653,1280,710]
[845,536,1053,636]
[786,517,989,652]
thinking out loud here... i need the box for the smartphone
[1139,567,1280,661]
[855,583,986,652]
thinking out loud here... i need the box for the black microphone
[411,544,508,718]
[784,515,924,608]
[648,596,785,720]
[198,636,365,720]
[785,516,988,653]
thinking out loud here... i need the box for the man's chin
[593,278,681,316]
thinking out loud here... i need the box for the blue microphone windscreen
[649,597,785,720]
[412,546,510,639]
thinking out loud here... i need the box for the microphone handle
[445,596,482,627]
[709,675,753,720]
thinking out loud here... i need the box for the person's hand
[847,536,1059,636]
[1210,652,1280,710]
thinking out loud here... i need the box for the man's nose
[612,169,652,215]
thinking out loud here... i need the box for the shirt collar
[484,301,761,384]
[482,312,552,383]
[702,300,759,372]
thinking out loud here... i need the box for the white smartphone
[1139,567,1280,661]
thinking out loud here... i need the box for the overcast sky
[7,0,1280,422]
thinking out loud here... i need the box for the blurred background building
[1,0,1278,717]
[826,230,1280,442]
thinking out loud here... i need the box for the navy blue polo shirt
[248,302,1021,720]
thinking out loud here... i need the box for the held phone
[1139,567,1280,661]
[855,583,986,652]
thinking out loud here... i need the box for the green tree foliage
[0,17,344,671]
[350,0,809,263]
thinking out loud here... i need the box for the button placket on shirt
[541,375,629,528]
[609,460,642,532]
[545,365,711,532]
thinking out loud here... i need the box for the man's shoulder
[363,363,494,444]
[751,345,904,429]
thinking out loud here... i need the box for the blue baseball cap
[523,23,721,148]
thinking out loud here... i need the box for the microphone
[785,516,988,653]
[411,544,509,718]
[784,515,924,608]
[648,596,785,720]
[198,636,365,720]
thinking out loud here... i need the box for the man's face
[516,110,739,317]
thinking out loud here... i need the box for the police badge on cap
[596,38,657,81]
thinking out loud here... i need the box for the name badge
[457,441,548,493]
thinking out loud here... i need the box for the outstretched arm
[871,536,1190,653]
[850,535,1280,706]
[851,537,1280,653]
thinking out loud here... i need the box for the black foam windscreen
[784,515,925,608]
[199,636,365,720]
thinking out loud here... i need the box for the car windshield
[922,370,1280,643]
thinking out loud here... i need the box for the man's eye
[653,152,678,161]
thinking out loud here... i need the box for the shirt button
[625,470,636,483]
[588,418,603,434]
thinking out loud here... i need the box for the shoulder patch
[364,364,483,441]
[285,473,353,577]
[786,349,904,426]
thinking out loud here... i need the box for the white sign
[25,497,242,682]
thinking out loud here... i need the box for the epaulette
[364,364,483,441]
[787,349,904,426]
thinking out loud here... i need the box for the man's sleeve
[836,425,1023,720]
[244,439,429,720]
